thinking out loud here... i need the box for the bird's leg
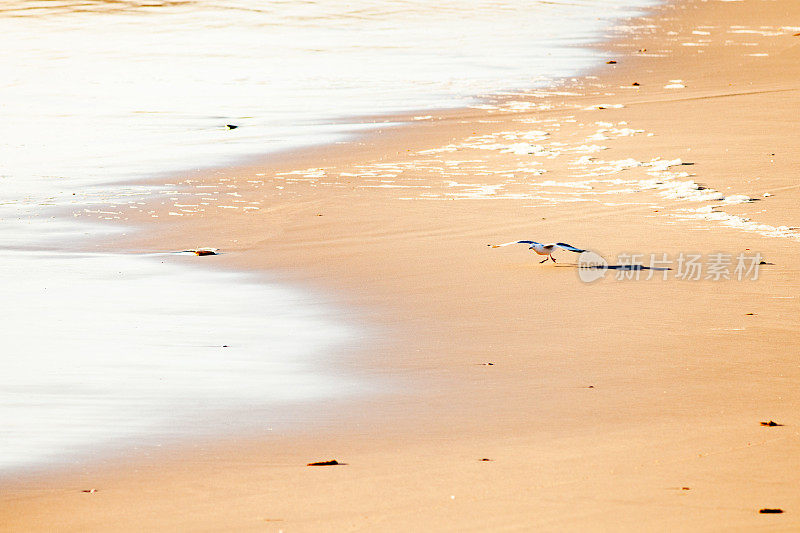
[539,257,548,264]
[551,256,557,263]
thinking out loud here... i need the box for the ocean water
[1,250,357,470]
[0,0,657,472]
[0,0,658,189]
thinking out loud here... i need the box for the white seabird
[490,240,586,263]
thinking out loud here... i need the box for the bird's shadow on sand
[555,264,672,271]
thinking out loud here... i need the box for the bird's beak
[490,245,500,248]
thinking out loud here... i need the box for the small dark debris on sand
[632,82,640,86]
[759,260,773,265]
[226,124,238,129]
[746,313,756,316]
[759,508,783,514]
[681,487,690,490]
[587,385,594,388]
[479,458,492,461]
[81,489,98,494]
[606,60,617,64]
[307,459,342,466]
[761,420,783,427]
[182,248,219,256]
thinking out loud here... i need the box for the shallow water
[0,0,657,189]
[0,250,357,471]
[0,0,658,472]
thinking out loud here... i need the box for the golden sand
[3,0,799,530]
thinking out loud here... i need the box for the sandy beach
[3,0,800,530]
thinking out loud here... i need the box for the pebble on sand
[307,459,342,466]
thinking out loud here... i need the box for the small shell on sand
[190,248,219,256]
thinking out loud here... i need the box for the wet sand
[3,0,800,530]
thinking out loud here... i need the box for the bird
[489,240,586,263]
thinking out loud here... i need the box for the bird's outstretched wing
[554,242,585,253]
[490,240,540,248]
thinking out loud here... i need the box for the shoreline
[4,0,800,530]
